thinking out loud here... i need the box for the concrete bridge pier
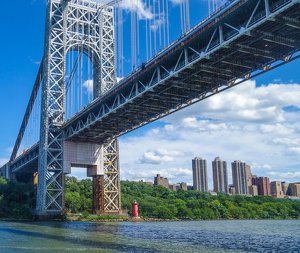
[63,139,121,215]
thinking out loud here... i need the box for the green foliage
[65,176,92,213]
[0,177,36,219]
[120,181,300,220]
[2,176,300,221]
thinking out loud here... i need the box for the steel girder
[103,138,121,213]
[36,0,117,216]
[62,0,300,144]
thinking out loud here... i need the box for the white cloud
[267,171,300,182]
[137,148,186,164]
[260,123,294,135]
[273,138,300,147]
[285,147,300,156]
[83,80,93,93]
[163,80,300,125]
[118,80,300,186]
[121,167,192,184]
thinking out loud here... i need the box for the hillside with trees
[1,176,300,220]
[121,181,300,219]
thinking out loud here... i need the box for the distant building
[232,161,248,195]
[252,177,271,196]
[246,165,252,186]
[136,180,153,185]
[212,157,229,193]
[290,183,300,196]
[169,184,179,191]
[192,157,208,192]
[282,182,291,196]
[180,182,188,191]
[187,186,194,191]
[229,184,236,195]
[154,174,169,188]
[270,181,284,198]
[169,182,188,191]
[249,185,258,196]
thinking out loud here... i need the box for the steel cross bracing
[5,0,300,210]
[62,0,300,144]
[36,0,117,215]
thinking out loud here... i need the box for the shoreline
[1,217,298,222]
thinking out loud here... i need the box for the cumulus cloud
[137,149,187,164]
[117,80,300,186]
[163,80,300,125]
[284,147,300,156]
[260,123,294,135]
[96,0,153,19]
[121,167,192,183]
[83,80,93,93]
[273,138,300,147]
[251,163,272,170]
[267,171,300,182]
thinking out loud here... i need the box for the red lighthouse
[132,200,139,218]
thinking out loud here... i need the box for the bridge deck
[6,0,300,173]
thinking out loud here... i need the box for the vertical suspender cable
[137,0,140,66]
[208,0,210,15]
[81,45,83,109]
[180,0,183,35]
[166,0,169,45]
[158,0,161,51]
[146,0,149,60]
[182,0,186,33]
[186,0,190,31]
[162,0,166,48]
[71,48,74,115]
[149,0,152,58]
[154,0,157,55]
[131,0,134,70]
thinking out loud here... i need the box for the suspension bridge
[1,0,300,219]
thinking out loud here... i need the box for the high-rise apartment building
[154,174,169,188]
[249,185,258,196]
[290,183,300,196]
[270,181,284,198]
[192,157,208,192]
[231,161,248,195]
[246,165,252,186]
[252,177,271,196]
[212,157,229,193]
[281,182,291,196]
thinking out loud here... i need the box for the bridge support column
[102,138,122,215]
[92,174,105,215]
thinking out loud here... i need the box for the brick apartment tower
[212,157,229,193]
[192,157,208,192]
[231,161,248,195]
[246,165,252,186]
[252,177,271,196]
[270,181,284,198]
[154,174,169,188]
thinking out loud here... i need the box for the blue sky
[1,0,300,188]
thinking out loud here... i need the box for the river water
[0,219,299,252]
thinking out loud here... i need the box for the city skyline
[1,0,300,188]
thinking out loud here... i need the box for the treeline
[0,177,35,219]
[121,181,300,219]
[1,176,300,220]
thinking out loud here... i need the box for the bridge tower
[36,0,120,217]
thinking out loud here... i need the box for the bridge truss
[2,0,300,217]
[36,0,118,216]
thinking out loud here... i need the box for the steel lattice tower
[36,0,119,216]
